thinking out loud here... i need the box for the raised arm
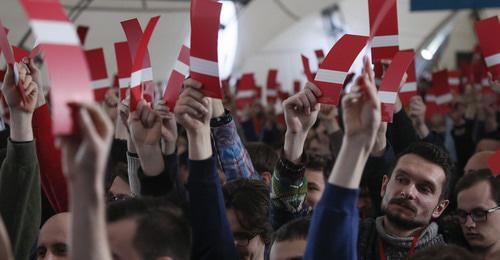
[271,82,322,229]
[0,62,41,260]
[175,79,238,259]
[305,57,381,260]
[60,103,114,260]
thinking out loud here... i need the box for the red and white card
[114,41,132,101]
[77,25,89,45]
[426,70,453,117]
[85,48,109,102]
[369,0,399,62]
[267,69,279,105]
[163,44,190,110]
[315,49,325,65]
[236,73,258,109]
[399,59,417,106]
[378,50,415,123]
[19,0,94,135]
[190,0,222,99]
[315,34,369,105]
[301,54,315,82]
[448,70,461,94]
[121,18,155,103]
[293,80,301,94]
[474,16,500,81]
[128,16,160,111]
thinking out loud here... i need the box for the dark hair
[245,142,279,175]
[272,217,310,246]
[304,153,331,182]
[455,169,500,205]
[407,245,478,260]
[106,197,191,260]
[389,142,454,199]
[223,179,272,244]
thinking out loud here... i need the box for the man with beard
[456,169,500,260]
[358,142,453,260]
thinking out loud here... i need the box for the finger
[299,93,311,115]
[182,87,205,102]
[304,88,318,108]
[306,82,322,97]
[363,56,375,84]
[28,58,39,74]
[80,102,114,141]
[17,63,29,82]
[23,75,32,89]
[24,82,37,96]
[361,71,379,108]
[183,78,203,90]
[176,104,202,119]
[145,109,158,127]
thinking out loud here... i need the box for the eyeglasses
[233,231,258,246]
[455,206,500,224]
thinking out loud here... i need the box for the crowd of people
[0,29,499,260]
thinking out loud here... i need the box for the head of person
[223,179,272,260]
[106,197,191,260]
[476,138,500,153]
[464,151,495,174]
[380,142,453,232]
[245,142,279,186]
[37,212,70,260]
[107,162,134,202]
[304,154,330,209]
[455,169,500,254]
[269,218,310,260]
[407,245,478,260]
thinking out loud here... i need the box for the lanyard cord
[378,233,421,260]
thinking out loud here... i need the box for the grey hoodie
[358,216,446,260]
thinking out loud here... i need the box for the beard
[381,197,428,231]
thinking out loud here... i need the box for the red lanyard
[378,233,420,260]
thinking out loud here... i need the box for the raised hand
[283,82,322,134]
[282,82,322,162]
[341,56,381,150]
[174,78,212,160]
[1,63,38,114]
[59,103,113,182]
[155,100,178,155]
[408,96,429,138]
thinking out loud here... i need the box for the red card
[121,18,155,103]
[85,48,109,101]
[77,25,89,45]
[12,46,29,63]
[315,49,325,65]
[448,70,461,94]
[267,69,279,104]
[474,16,500,81]
[301,55,315,82]
[19,0,95,135]
[400,59,417,106]
[315,34,369,105]
[128,16,160,111]
[190,0,222,99]
[114,41,132,101]
[293,80,301,94]
[163,44,190,110]
[236,73,257,109]
[378,50,415,122]
[432,70,453,114]
[369,0,398,61]
[488,149,500,176]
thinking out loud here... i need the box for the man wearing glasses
[455,169,500,260]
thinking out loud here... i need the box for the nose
[400,184,417,200]
[464,215,476,228]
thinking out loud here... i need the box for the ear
[432,200,449,218]
[380,175,389,198]
[261,172,272,186]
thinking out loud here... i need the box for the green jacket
[0,140,41,260]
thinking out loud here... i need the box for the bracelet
[210,109,232,127]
